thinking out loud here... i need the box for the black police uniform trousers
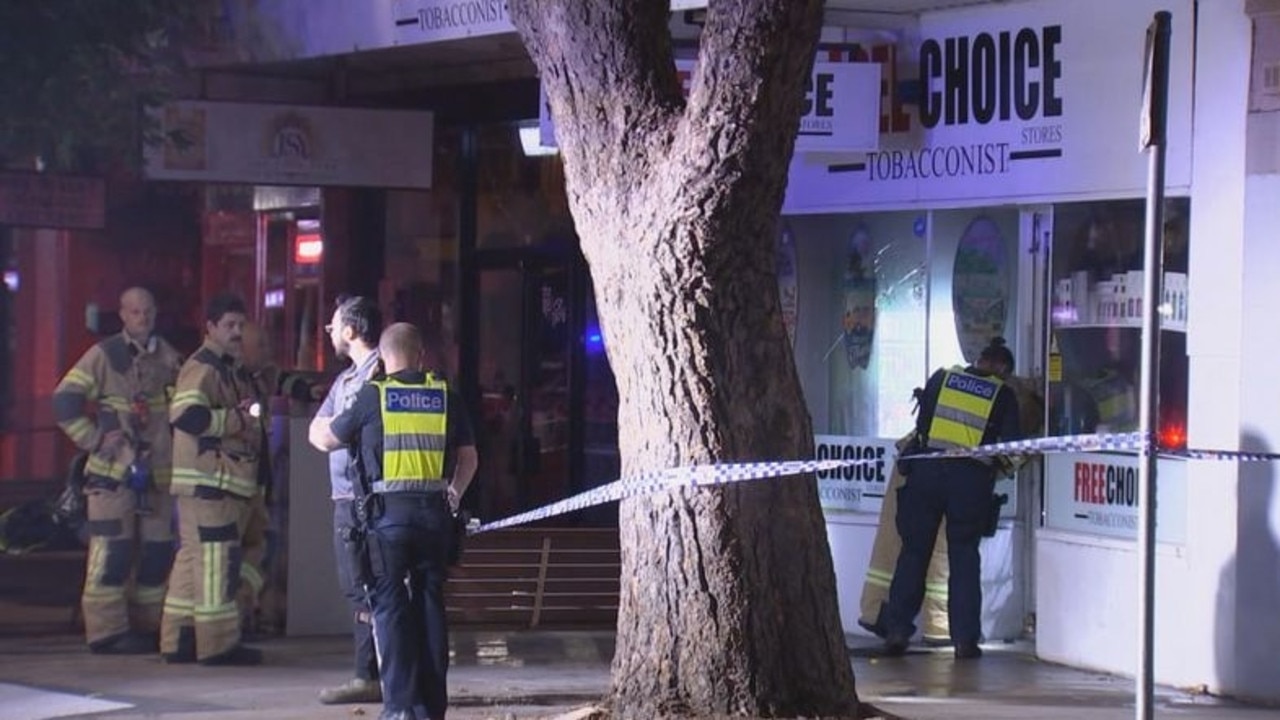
[883,458,995,647]
[367,492,453,719]
[333,499,379,682]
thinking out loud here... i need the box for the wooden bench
[446,527,620,629]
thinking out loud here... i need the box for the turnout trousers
[859,461,951,643]
[160,492,252,660]
[236,490,270,621]
[81,479,174,647]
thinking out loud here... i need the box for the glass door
[474,255,574,524]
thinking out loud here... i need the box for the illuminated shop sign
[784,0,1194,209]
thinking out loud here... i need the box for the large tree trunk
[509,1,859,716]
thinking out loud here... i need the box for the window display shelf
[1054,322,1186,333]
[1045,198,1190,445]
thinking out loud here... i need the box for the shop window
[787,211,927,438]
[786,207,1026,515]
[1047,198,1190,443]
[1042,197,1190,544]
[788,208,1022,439]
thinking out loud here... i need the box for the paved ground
[1,630,1279,720]
[2,552,1279,719]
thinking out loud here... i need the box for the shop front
[779,0,1264,697]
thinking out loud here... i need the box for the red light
[1158,424,1186,450]
[294,233,323,264]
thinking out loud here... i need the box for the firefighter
[159,292,264,666]
[882,337,1021,660]
[52,286,182,655]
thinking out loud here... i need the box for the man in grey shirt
[308,296,383,704]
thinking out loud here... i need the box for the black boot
[89,631,156,655]
[882,633,910,657]
[162,626,196,664]
[200,644,263,666]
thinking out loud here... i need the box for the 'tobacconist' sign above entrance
[391,0,512,44]
[389,0,710,45]
[784,0,1194,211]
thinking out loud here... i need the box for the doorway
[472,248,619,527]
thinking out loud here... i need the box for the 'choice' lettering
[802,73,836,117]
[920,25,1063,128]
[816,443,887,483]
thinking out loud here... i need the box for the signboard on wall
[143,101,434,189]
[815,434,1018,516]
[0,172,105,230]
[391,0,513,44]
[1043,452,1187,544]
[539,60,881,154]
[815,435,898,512]
[211,0,710,65]
[783,0,1195,211]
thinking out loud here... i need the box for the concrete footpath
[1,629,1278,720]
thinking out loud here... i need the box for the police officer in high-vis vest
[52,286,182,654]
[160,292,265,666]
[316,322,478,720]
[882,336,1020,660]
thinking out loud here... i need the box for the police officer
[882,336,1021,660]
[52,286,182,654]
[315,322,477,720]
[160,292,265,666]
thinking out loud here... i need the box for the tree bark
[509,1,859,716]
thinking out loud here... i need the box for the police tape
[469,431,1280,535]
[933,431,1147,458]
[473,458,865,534]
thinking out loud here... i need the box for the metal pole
[1136,11,1171,720]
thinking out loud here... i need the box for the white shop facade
[783,0,1279,702]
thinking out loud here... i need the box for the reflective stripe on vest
[927,367,1001,450]
[375,376,448,493]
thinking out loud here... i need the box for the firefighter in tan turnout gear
[160,293,265,666]
[52,287,182,654]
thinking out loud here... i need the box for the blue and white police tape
[468,431,1280,535]
[932,431,1147,458]
[473,457,864,534]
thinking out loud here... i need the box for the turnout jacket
[169,343,264,499]
[52,333,182,483]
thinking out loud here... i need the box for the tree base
[541,701,902,720]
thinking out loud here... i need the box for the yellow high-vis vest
[373,375,449,494]
[926,367,1002,450]
[1083,371,1136,430]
